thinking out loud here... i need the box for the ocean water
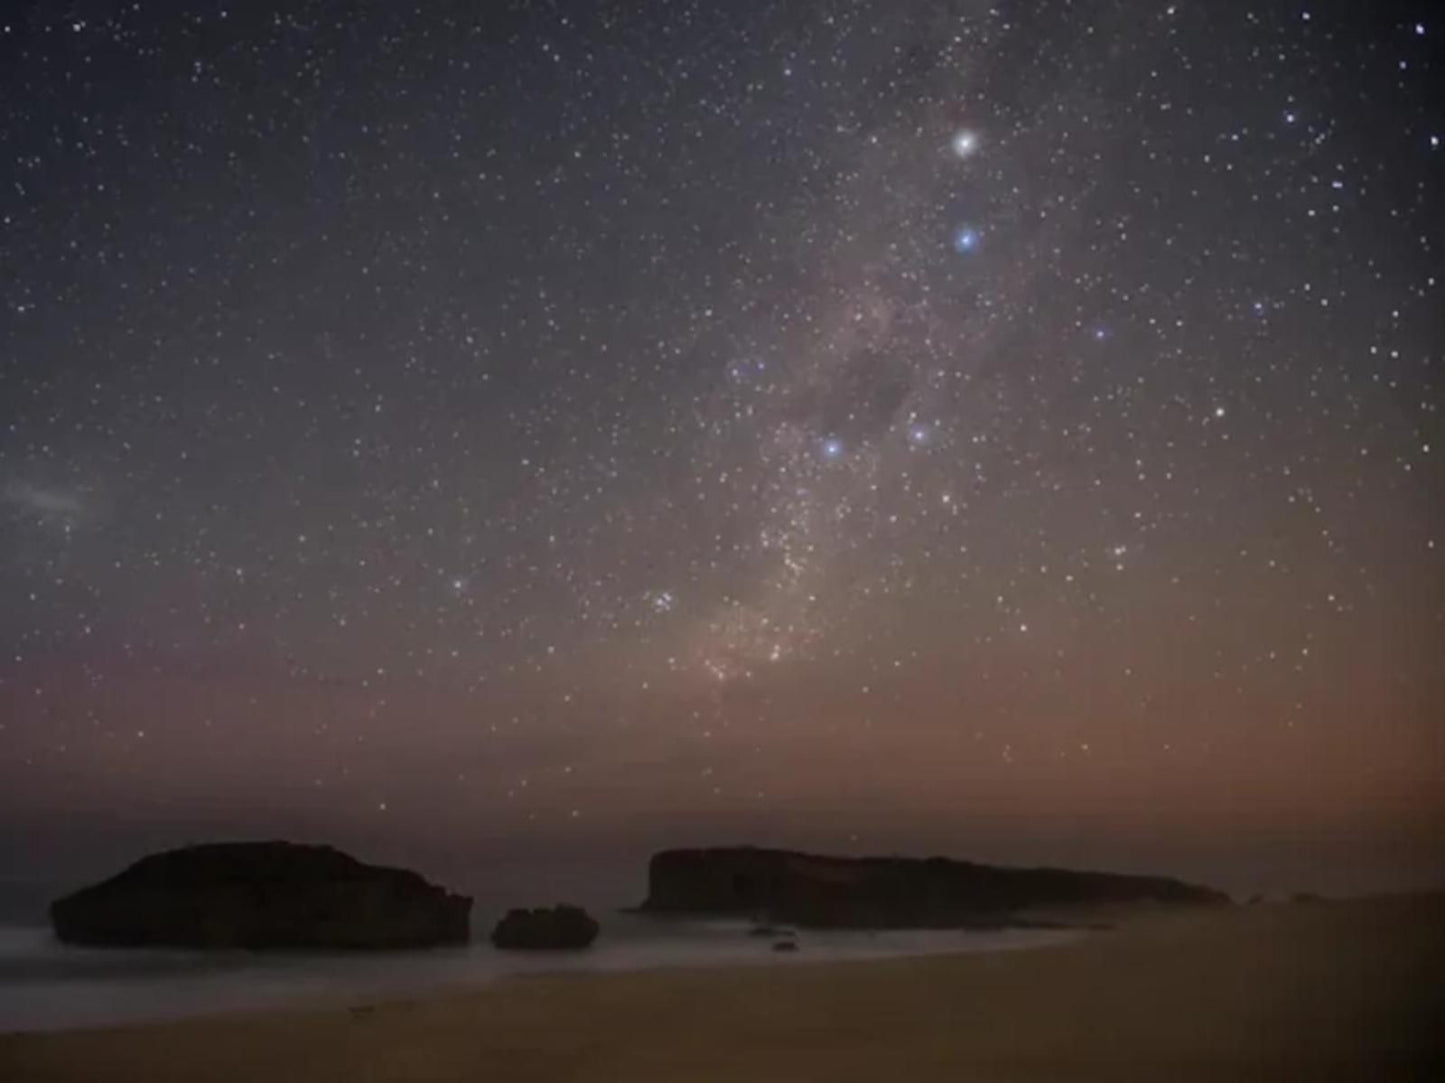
[0,915,1080,1033]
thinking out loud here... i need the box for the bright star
[822,438,844,459]
[950,129,980,158]
[953,227,981,253]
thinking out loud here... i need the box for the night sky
[1,1,1441,904]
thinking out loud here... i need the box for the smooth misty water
[0,915,1080,1032]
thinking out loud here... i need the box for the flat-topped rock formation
[50,841,471,949]
[640,846,1228,928]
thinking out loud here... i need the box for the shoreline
[2,896,1440,1080]
[0,918,1080,1035]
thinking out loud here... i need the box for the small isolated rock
[748,924,795,938]
[772,939,799,952]
[490,904,599,950]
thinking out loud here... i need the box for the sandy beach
[2,895,1440,1081]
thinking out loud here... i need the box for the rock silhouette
[490,905,600,949]
[641,846,1228,928]
[49,841,471,949]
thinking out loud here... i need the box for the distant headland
[638,846,1229,927]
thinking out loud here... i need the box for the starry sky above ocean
[0,0,1441,898]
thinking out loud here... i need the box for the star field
[1,1,1441,897]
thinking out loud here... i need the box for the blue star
[821,438,844,460]
[953,227,981,254]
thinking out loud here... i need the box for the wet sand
[2,895,1441,1081]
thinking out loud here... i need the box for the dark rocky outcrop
[490,905,599,950]
[50,842,471,949]
[640,846,1229,928]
